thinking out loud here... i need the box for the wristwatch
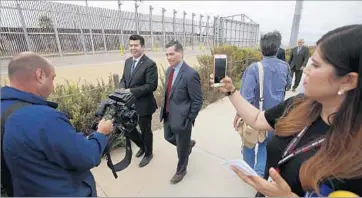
[225,87,237,96]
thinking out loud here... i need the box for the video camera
[92,89,140,178]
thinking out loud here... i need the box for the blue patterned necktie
[131,60,137,74]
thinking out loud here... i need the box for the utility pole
[289,0,303,47]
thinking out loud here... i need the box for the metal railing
[0,0,260,59]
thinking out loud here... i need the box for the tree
[38,15,53,29]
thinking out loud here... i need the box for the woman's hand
[209,74,235,93]
[231,166,296,197]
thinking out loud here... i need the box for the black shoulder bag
[1,101,31,197]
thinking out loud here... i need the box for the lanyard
[267,126,325,183]
[277,126,325,167]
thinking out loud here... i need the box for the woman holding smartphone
[210,24,362,197]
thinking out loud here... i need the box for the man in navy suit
[159,40,203,184]
[119,35,158,168]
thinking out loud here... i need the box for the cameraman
[1,52,113,197]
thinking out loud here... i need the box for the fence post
[205,15,210,48]
[135,2,139,35]
[16,1,32,51]
[234,18,238,46]
[173,9,177,40]
[238,22,242,48]
[76,7,87,55]
[183,11,187,48]
[162,8,166,51]
[101,17,107,52]
[213,16,217,47]
[255,24,260,47]
[225,19,228,45]
[219,17,224,46]
[191,13,195,50]
[85,1,95,54]
[117,0,124,52]
[149,5,154,51]
[230,17,234,46]
[113,74,120,89]
[246,23,249,47]
[199,14,203,48]
[50,2,63,56]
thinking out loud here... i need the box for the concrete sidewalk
[92,91,299,197]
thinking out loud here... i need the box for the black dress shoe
[136,148,144,158]
[170,170,187,184]
[139,154,153,167]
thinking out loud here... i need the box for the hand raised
[231,166,294,197]
[209,74,235,93]
[97,119,114,135]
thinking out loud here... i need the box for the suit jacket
[119,54,158,116]
[159,62,203,131]
[276,48,286,61]
[288,46,309,70]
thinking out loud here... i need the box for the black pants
[163,114,192,174]
[127,115,153,156]
[291,67,303,89]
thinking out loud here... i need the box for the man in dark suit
[159,40,203,184]
[288,38,309,91]
[119,35,158,167]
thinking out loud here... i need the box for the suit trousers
[163,113,193,174]
[291,67,303,89]
[138,115,153,156]
[127,115,153,156]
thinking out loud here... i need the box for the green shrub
[198,45,262,90]
[49,76,126,148]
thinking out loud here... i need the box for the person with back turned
[119,34,158,167]
[159,40,203,184]
[1,52,113,196]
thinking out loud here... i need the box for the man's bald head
[8,51,53,81]
[8,52,56,99]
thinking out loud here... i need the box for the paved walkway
[91,91,299,197]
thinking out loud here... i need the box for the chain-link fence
[0,1,260,59]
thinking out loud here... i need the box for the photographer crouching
[1,52,113,197]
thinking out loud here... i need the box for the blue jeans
[242,132,273,177]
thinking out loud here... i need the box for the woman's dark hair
[275,24,362,195]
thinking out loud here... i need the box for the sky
[21,0,362,46]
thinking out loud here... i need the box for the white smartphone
[213,54,227,87]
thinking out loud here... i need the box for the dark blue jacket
[1,86,108,197]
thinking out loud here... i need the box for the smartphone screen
[214,57,227,83]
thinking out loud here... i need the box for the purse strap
[257,62,264,111]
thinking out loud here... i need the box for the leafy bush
[198,45,262,90]
[49,76,126,148]
[50,77,114,134]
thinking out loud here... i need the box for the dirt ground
[0,49,208,86]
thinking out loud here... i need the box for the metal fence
[0,0,260,59]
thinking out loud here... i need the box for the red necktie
[165,69,175,113]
